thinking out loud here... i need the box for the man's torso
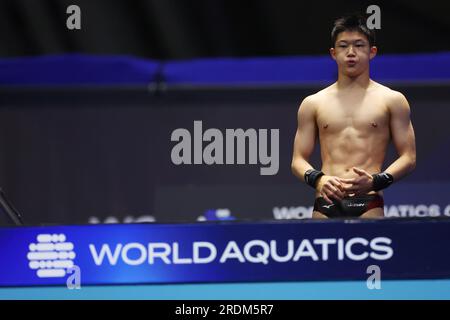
[310,80,393,197]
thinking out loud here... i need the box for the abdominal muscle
[314,132,388,199]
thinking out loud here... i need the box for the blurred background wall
[0,0,449,225]
[1,0,450,59]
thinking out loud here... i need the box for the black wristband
[304,169,325,189]
[372,172,394,191]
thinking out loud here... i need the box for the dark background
[0,85,449,224]
[1,0,450,59]
[0,0,449,225]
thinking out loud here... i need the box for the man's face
[330,31,377,77]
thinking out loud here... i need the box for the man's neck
[336,71,371,90]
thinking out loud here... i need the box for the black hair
[331,14,376,47]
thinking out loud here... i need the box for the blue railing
[1,52,450,86]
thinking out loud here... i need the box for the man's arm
[291,96,345,203]
[291,96,318,182]
[384,91,417,180]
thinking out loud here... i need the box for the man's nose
[347,45,356,56]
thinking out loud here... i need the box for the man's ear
[369,46,377,60]
[330,47,336,60]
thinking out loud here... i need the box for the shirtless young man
[291,14,416,219]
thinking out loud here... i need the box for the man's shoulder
[301,84,335,106]
[370,82,410,113]
[371,81,407,101]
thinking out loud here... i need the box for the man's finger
[331,186,345,199]
[333,178,347,189]
[330,179,345,191]
[327,188,343,201]
[340,178,356,184]
[330,193,343,202]
[321,193,333,204]
[326,184,344,197]
[343,184,360,192]
[352,167,365,175]
[330,193,342,202]
[324,186,338,199]
[353,167,371,178]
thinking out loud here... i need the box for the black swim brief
[313,194,384,218]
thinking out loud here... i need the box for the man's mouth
[346,60,357,66]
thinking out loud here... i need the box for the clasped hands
[316,167,374,204]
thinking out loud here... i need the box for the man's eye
[339,45,347,48]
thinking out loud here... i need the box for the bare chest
[316,101,389,134]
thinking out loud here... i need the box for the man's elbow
[409,155,416,172]
[291,159,303,178]
[291,161,298,176]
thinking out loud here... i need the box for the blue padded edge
[0,54,160,85]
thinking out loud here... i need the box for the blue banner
[1,219,450,287]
